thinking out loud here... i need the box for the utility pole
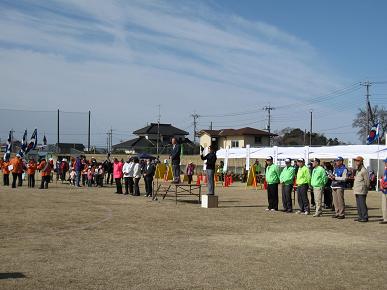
[210,121,213,130]
[87,110,91,152]
[361,81,373,139]
[157,104,161,155]
[110,128,113,153]
[304,129,307,146]
[57,109,60,153]
[310,110,313,147]
[191,113,199,144]
[263,105,275,146]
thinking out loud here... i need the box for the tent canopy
[216,145,387,160]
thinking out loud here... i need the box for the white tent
[217,145,387,160]
[217,145,387,177]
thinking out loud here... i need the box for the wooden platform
[153,182,202,204]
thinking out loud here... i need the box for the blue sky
[0,0,386,146]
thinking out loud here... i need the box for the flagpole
[376,122,381,192]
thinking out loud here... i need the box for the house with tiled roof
[113,123,192,154]
[198,127,277,149]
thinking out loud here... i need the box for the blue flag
[25,129,38,154]
[3,131,12,161]
[367,123,381,144]
[18,129,28,157]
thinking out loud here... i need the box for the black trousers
[106,173,113,185]
[145,176,153,195]
[355,194,368,220]
[28,174,35,188]
[40,175,50,189]
[12,173,22,188]
[187,175,193,184]
[323,186,333,208]
[282,184,293,211]
[124,177,134,194]
[267,183,279,210]
[115,178,122,194]
[60,171,67,182]
[134,178,140,196]
[297,184,310,213]
[3,174,9,186]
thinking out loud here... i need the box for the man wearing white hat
[280,158,295,212]
[329,157,348,219]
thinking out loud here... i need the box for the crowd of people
[0,153,159,196]
[263,155,387,224]
[1,138,386,225]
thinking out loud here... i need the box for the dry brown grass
[0,181,386,290]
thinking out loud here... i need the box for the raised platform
[201,194,218,208]
[153,182,202,204]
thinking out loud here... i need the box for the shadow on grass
[0,272,26,280]
[219,205,266,208]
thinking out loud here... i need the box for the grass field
[0,181,386,290]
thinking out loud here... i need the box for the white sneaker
[313,213,322,217]
[304,212,309,216]
[265,208,270,211]
[296,211,302,214]
[270,209,276,212]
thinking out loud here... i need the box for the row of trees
[273,105,386,146]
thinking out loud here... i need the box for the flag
[3,131,12,161]
[18,129,28,157]
[43,134,47,146]
[25,129,38,154]
[366,123,381,144]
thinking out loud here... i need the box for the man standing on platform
[311,158,328,217]
[279,158,295,213]
[265,156,280,211]
[201,145,217,195]
[170,138,181,184]
[296,158,311,215]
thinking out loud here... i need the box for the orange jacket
[10,157,23,174]
[27,160,37,175]
[1,161,10,175]
[37,160,52,176]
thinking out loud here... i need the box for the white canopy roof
[217,145,387,160]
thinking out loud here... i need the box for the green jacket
[265,164,280,184]
[296,165,311,185]
[311,166,328,189]
[280,166,295,185]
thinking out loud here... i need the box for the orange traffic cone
[196,174,201,185]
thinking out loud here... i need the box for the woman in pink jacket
[113,158,123,194]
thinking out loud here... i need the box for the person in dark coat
[143,159,156,197]
[170,138,181,183]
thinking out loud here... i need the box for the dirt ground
[0,180,386,290]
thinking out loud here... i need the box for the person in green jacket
[265,156,280,211]
[280,158,295,212]
[311,158,328,217]
[296,158,311,215]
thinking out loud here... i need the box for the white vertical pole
[246,145,251,171]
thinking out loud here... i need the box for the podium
[201,194,218,208]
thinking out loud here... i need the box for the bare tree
[352,105,387,144]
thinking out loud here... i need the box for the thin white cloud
[0,0,359,144]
